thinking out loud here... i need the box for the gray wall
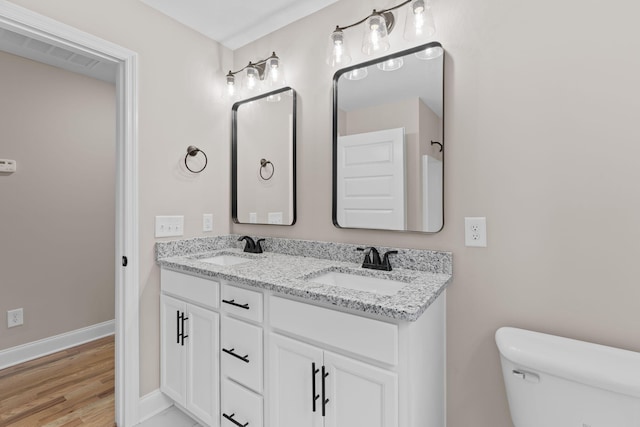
[7,0,233,394]
[0,51,115,350]
[232,0,640,426]
[8,2,640,426]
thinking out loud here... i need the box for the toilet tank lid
[496,327,640,398]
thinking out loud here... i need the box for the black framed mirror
[232,86,296,225]
[332,41,444,233]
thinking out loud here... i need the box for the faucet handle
[356,247,373,264]
[382,250,398,271]
[255,238,265,253]
[369,247,382,265]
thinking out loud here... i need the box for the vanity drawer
[161,269,219,310]
[221,316,263,393]
[221,379,263,427]
[270,296,398,366]
[221,283,263,323]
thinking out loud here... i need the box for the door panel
[160,295,187,406]
[324,351,398,427]
[269,333,324,427]
[337,128,406,230]
[186,304,220,426]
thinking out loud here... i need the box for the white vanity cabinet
[160,267,446,427]
[161,270,221,427]
[268,294,445,427]
[269,296,399,427]
[270,334,398,427]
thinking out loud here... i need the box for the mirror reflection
[333,42,444,233]
[232,87,296,225]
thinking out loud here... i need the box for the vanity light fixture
[226,52,284,97]
[326,0,436,67]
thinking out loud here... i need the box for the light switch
[155,215,184,237]
[0,159,17,173]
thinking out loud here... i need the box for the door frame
[0,2,139,426]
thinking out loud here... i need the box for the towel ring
[259,158,275,180]
[430,140,443,152]
[185,145,207,173]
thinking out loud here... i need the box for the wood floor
[0,336,115,427]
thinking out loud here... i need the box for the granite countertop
[156,237,452,322]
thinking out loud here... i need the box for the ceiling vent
[0,28,116,83]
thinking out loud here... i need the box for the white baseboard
[137,389,173,424]
[0,319,115,370]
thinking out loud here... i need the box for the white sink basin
[309,271,406,295]
[198,254,251,266]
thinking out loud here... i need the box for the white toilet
[495,327,640,427]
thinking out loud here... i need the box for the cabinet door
[160,295,187,406]
[323,351,398,427]
[269,334,324,427]
[186,303,220,427]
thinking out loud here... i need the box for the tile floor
[136,406,201,427]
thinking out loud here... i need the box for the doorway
[0,3,139,426]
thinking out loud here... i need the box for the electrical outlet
[203,214,213,232]
[7,308,23,328]
[465,217,487,247]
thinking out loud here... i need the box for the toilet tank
[495,327,640,427]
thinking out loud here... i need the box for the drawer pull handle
[222,299,250,310]
[223,412,249,427]
[311,362,320,412]
[222,347,250,363]
[322,365,329,417]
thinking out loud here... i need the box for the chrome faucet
[238,236,265,253]
[357,247,398,271]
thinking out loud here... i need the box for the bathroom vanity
[156,236,451,427]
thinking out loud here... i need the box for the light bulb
[326,28,352,67]
[266,53,280,85]
[362,13,390,55]
[404,0,435,41]
[245,65,259,91]
[226,73,236,97]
